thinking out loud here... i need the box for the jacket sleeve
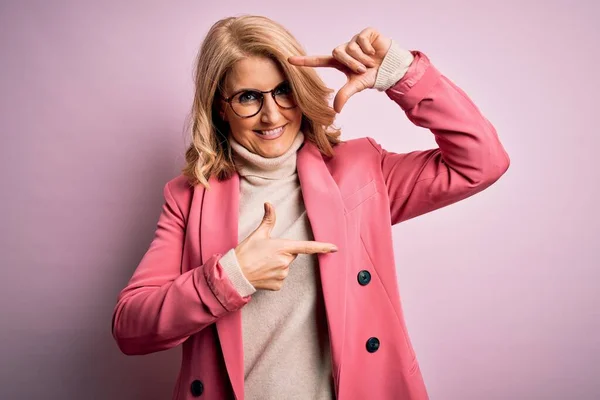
[368,50,510,225]
[111,181,249,355]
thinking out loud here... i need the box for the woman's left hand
[288,27,391,113]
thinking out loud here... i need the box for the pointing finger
[288,55,345,71]
[281,239,338,255]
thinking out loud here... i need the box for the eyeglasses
[222,81,297,118]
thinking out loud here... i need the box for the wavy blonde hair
[182,15,342,189]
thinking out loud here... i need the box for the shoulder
[330,136,383,162]
[163,174,196,210]
[322,137,385,181]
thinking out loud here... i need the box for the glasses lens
[273,82,296,108]
[231,90,262,117]
[229,83,296,117]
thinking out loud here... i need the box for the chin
[256,143,291,158]
[251,129,298,158]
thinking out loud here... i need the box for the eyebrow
[230,80,288,95]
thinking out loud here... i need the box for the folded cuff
[373,40,415,91]
[219,248,257,297]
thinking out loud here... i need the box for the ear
[218,99,229,122]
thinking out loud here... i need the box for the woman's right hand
[235,202,338,291]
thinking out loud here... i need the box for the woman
[112,15,510,400]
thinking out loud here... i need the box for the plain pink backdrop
[1,1,598,399]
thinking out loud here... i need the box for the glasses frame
[222,82,297,119]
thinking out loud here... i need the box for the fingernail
[358,66,366,73]
[331,246,339,252]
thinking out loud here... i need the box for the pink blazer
[112,51,510,399]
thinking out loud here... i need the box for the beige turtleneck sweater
[220,131,334,400]
[218,40,414,400]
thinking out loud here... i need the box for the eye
[237,90,260,104]
[274,82,292,95]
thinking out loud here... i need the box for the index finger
[287,55,343,70]
[281,239,338,254]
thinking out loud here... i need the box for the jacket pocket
[343,179,378,213]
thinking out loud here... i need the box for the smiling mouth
[253,125,286,136]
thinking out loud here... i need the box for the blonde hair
[182,15,342,189]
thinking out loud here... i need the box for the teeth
[258,126,284,136]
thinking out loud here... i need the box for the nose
[260,95,282,125]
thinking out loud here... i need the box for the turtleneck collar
[229,131,305,180]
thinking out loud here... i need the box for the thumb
[255,202,276,237]
[334,79,366,113]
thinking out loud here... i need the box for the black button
[357,270,371,286]
[190,380,204,397]
[366,337,380,353]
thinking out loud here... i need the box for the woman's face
[220,56,303,158]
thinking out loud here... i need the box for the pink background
[1,1,598,399]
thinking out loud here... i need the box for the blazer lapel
[297,140,348,387]
[199,173,245,400]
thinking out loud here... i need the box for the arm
[111,182,249,355]
[370,43,510,224]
